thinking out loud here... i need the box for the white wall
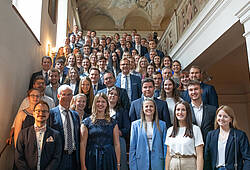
[0,0,57,168]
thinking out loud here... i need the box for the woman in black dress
[13,88,41,147]
[80,93,121,170]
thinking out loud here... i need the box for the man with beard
[45,68,60,106]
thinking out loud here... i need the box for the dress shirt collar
[191,102,203,110]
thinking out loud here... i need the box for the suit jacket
[64,80,80,95]
[181,83,218,108]
[49,106,81,169]
[115,73,142,102]
[113,107,130,138]
[129,120,167,170]
[132,44,148,56]
[98,87,131,111]
[145,49,164,62]
[129,97,171,128]
[190,104,216,143]
[29,70,50,90]
[93,82,105,95]
[204,128,250,170]
[15,126,62,170]
[45,85,59,106]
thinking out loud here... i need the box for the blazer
[129,97,171,128]
[204,128,250,170]
[115,73,142,102]
[132,44,148,56]
[190,104,216,143]
[64,80,80,95]
[49,106,81,169]
[113,107,130,138]
[45,85,59,106]
[98,87,131,111]
[93,82,105,95]
[29,70,50,90]
[129,120,167,170]
[145,49,164,62]
[181,83,218,108]
[15,126,62,170]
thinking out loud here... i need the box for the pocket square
[46,136,54,142]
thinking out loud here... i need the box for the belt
[64,150,75,155]
[171,154,196,158]
[216,165,226,168]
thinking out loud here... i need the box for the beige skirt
[169,156,196,170]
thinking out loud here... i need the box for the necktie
[94,85,97,94]
[65,110,73,154]
[45,72,49,84]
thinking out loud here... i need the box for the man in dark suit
[15,101,62,170]
[182,65,219,108]
[129,78,171,128]
[116,57,142,102]
[98,70,130,111]
[145,40,164,62]
[54,58,67,85]
[29,56,52,89]
[49,85,81,170]
[133,34,148,56]
[188,80,216,143]
[89,67,105,95]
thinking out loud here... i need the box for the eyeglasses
[34,110,49,114]
[29,94,40,98]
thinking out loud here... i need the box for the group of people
[8,26,250,170]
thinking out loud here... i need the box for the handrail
[0,143,9,158]
[157,0,209,55]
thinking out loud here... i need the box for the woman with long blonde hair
[80,93,121,170]
[204,105,250,170]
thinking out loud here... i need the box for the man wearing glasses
[15,101,62,170]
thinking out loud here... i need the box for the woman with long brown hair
[159,78,183,124]
[165,101,204,170]
[78,76,94,115]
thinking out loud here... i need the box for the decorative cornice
[235,1,250,24]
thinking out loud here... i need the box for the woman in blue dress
[80,93,121,170]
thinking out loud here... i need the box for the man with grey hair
[49,85,81,169]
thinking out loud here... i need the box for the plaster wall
[0,0,69,168]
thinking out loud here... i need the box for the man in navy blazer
[182,65,219,108]
[129,78,171,128]
[188,80,216,143]
[29,56,51,89]
[15,101,62,170]
[205,128,250,170]
[89,67,105,95]
[98,70,130,111]
[144,40,164,62]
[116,57,142,102]
[49,85,81,170]
[133,34,148,56]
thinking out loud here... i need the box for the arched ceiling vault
[76,0,181,31]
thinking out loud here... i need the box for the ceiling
[76,0,181,31]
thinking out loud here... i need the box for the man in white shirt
[188,80,216,142]
[15,100,62,170]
